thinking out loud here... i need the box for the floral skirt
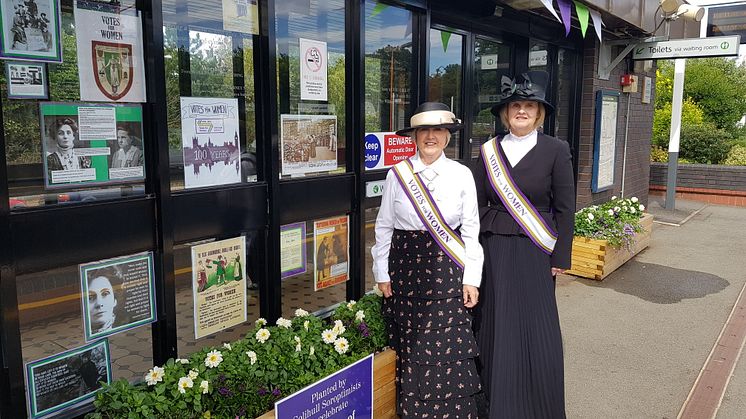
[383,229,480,418]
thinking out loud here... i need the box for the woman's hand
[551,267,565,276]
[463,285,479,308]
[378,282,393,298]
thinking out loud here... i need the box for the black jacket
[473,133,576,269]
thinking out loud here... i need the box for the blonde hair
[499,102,546,131]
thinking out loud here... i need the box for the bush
[650,146,668,162]
[724,145,746,166]
[87,292,387,419]
[652,98,705,148]
[574,196,646,249]
[679,123,732,164]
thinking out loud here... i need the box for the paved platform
[558,199,746,418]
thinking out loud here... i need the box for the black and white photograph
[25,340,111,418]
[80,252,156,341]
[280,114,338,175]
[0,0,62,62]
[5,60,47,99]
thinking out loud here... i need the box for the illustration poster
[25,340,111,418]
[299,38,327,101]
[281,222,307,279]
[74,0,146,102]
[222,0,258,35]
[280,114,338,175]
[80,252,156,341]
[5,61,47,99]
[191,236,247,339]
[40,102,145,189]
[313,215,349,291]
[0,0,62,62]
[180,97,242,189]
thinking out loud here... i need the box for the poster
[191,236,247,339]
[642,76,652,104]
[74,0,146,102]
[0,0,62,62]
[363,132,416,171]
[25,340,111,419]
[592,91,619,192]
[80,252,156,341]
[5,61,47,99]
[299,38,328,101]
[313,215,348,291]
[40,102,145,189]
[180,97,242,189]
[280,114,338,175]
[281,222,307,279]
[222,0,258,35]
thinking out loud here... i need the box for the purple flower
[272,388,281,397]
[218,386,233,397]
[257,387,268,396]
[358,322,370,338]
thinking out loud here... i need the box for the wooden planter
[256,348,397,419]
[566,213,654,281]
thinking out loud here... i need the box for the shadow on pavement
[572,259,729,304]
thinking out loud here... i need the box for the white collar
[410,151,447,174]
[505,130,538,142]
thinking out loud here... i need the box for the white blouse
[371,152,484,287]
[501,130,538,167]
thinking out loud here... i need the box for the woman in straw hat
[473,71,575,418]
[372,102,484,418]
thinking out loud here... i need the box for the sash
[391,159,466,270]
[481,138,558,254]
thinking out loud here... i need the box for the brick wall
[575,37,656,210]
[649,162,746,206]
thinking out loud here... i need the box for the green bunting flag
[573,1,590,38]
[371,3,388,18]
[441,31,452,52]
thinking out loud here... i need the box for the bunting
[371,3,388,18]
[573,1,590,37]
[590,8,604,42]
[540,0,562,23]
[557,0,573,36]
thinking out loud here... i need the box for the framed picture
[591,90,620,193]
[0,0,63,62]
[5,60,47,99]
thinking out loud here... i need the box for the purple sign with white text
[275,354,373,419]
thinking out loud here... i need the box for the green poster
[40,102,145,189]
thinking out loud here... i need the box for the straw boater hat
[490,70,555,117]
[395,102,463,137]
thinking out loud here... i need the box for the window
[428,27,463,159]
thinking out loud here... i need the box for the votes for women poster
[191,236,247,339]
[313,215,349,291]
[74,0,146,102]
[181,97,242,189]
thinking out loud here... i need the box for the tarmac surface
[557,197,746,418]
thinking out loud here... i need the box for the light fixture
[660,0,683,14]
[659,0,704,22]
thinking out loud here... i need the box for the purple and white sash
[481,138,558,254]
[392,159,466,270]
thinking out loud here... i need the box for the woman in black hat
[473,71,575,418]
[372,102,483,417]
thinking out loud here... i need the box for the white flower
[309,346,315,356]
[639,204,645,211]
[346,300,356,309]
[295,308,310,317]
[177,376,194,394]
[332,320,346,335]
[587,213,595,221]
[334,337,349,354]
[630,207,636,214]
[223,343,232,351]
[188,369,199,380]
[200,380,209,394]
[631,197,639,203]
[294,336,302,352]
[355,310,365,322]
[372,285,383,297]
[175,358,189,365]
[145,366,165,386]
[204,350,223,368]
[614,206,620,212]
[246,350,257,365]
[322,329,337,344]
[276,317,292,328]
[608,209,614,216]
[304,320,310,331]
[612,195,618,200]
[622,206,628,212]
[256,328,271,343]
[255,318,267,327]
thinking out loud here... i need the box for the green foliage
[679,123,732,164]
[652,98,705,148]
[650,146,668,163]
[88,293,387,419]
[574,196,646,249]
[724,145,746,166]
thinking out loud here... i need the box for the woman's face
[507,100,539,136]
[88,276,117,331]
[117,129,132,150]
[415,127,448,162]
[56,124,75,150]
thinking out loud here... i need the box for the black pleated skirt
[475,234,566,419]
[383,229,481,419]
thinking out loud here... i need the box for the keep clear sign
[275,354,373,419]
[363,132,416,171]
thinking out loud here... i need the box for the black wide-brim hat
[395,102,464,137]
[490,70,555,117]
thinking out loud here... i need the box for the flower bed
[87,292,388,419]
[567,197,653,281]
